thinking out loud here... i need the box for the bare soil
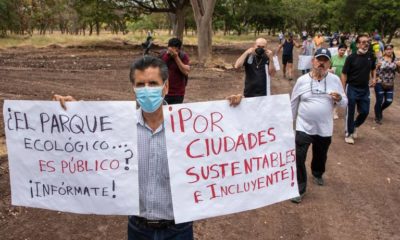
[0,39,399,240]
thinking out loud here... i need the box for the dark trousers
[374,83,393,120]
[345,84,370,135]
[128,216,193,240]
[165,95,184,105]
[295,131,332,195]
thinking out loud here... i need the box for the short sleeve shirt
[342,52,376,88]
[377,57,398,84]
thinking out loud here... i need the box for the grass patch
[0,31,274,49]
[1,31,398,50]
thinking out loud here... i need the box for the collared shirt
[291,73,348,137]
[136,109,174,220]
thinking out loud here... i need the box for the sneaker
[345,134,355,144]
[353,128,358,139]
[313,176,324,186]
[375,118,382,125]
[290,192,305,204]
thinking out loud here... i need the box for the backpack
[159,49,189,86]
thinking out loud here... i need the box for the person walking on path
[313,32,325,49]
[235,38,276,97]
[277,33,301,81]
[341,34,376,144]
[330,44,348,119]
[300,36,316,74]
[374,44,400,124]
[290,48,347,203]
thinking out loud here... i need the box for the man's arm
[330,77,348,108]
[290,81,301,120]
[276,44,283,55]
[293,40,301,48]
[169,47,190,76]
[173,54,190,76]
[234,48,253,69]
[341,73,347,90]
[370,69,376,87]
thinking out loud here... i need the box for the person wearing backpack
[374,44,400,124]
[159,38,190,104]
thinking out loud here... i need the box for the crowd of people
[51,32,399,239]
[234,32,399,206]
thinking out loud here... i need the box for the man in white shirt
[290,48,348,203]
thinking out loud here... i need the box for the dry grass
[0,30,271,49]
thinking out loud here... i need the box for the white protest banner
[328,47,338,56]
[3,100,139,215]
[297,55,313,70]
[273,55,281,71]
[164,95,298,223]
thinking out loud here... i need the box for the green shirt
[331,55,347,77]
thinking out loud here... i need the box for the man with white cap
[290,48,348,203]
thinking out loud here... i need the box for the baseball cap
[314,48,331,60]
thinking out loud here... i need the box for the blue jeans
[128,216,193,240]
[345,84,370,135]
[374,83,394,120]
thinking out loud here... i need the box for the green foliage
[0,0,398,39]
[127,15,158,32]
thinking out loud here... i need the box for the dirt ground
[0,39,399,240]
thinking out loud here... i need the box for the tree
[118,0,190,40]
[190,0,216,65]
[365,0,400,43]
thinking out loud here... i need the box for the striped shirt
[136,109,174,220]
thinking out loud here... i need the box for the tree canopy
[0,0,398,41]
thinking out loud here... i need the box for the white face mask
[358,48,368,54]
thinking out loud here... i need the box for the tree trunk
[190,0,216,65]
[386,27,397,44]
[174,8,185,40]
[96,21,100,35]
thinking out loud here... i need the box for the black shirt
[243,54,270,97]
[282,40,294,56]
[342,52,376,88]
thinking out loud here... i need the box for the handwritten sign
[3,100,139,215]
[298,55,313,70]
[164,95,298,223]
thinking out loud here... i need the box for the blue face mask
[134,85,164,113]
